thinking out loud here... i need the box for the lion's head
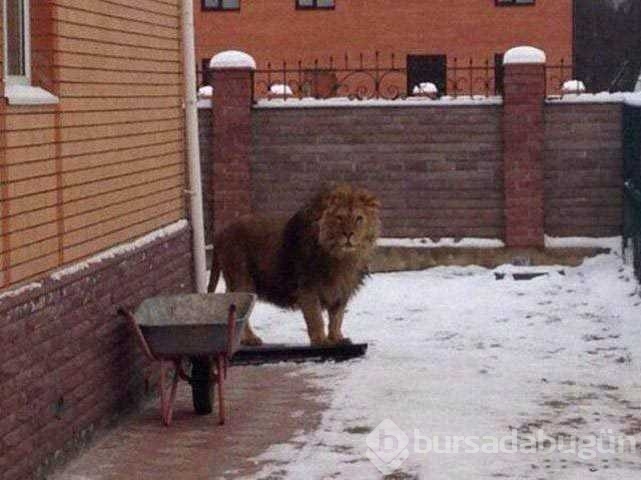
[310,184,381,259]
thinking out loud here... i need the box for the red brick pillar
[210,51,256,233]
[502,46,546,248]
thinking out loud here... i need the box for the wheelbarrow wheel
[190,357,215,415]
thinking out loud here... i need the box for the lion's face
[316,186,381,258]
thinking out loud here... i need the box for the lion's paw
[326,336,353,346]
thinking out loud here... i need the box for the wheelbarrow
[119,292,256,426]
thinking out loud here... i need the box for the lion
[208,184,381,346]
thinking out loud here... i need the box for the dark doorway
[494,53,505,95]
[407,55,447,96]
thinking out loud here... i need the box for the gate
[623,104,641,283]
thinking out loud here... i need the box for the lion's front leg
[298,294,327,346]
[328,302,351,345]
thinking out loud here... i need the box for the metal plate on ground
[231,342,368,366]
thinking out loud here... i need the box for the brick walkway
[50,365,326,480]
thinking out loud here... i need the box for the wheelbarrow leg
[159,360,180,426]
[216,355,225,425]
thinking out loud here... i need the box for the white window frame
[2,0,57,105]
[3,0,31,86]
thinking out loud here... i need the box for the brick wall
[0,226,194,480]
[198,99,626,243]
[198,109,214,245]
[544,103,623,237]
[194,0,573,73]
[251,105,504,238]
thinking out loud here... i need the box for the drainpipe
[181,0,208,294]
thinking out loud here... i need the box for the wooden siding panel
[2,0,186,286]
[59,108,181,128]
[56,22,178,51]
[55,5,179,39]
[63,175,184,217]
[63,209,184,263]
[62,151,182,187]
[55,52,180,74]
[6,222,58,250]
[5,192,59,217]
[58,129,183,158]
[64,187,183,232]
[9,253,59,285]
[4,144,57,165]
[56,68,181,86]
[62,141,183,171]
[54,0,180,28]
[62,164,183,203]
[57,37,181,62]
[58,84,181,99]
[58,96,181,112]
[6,160,57,182]
[5,206,57,233]
[10,238,58,266]
[58,119,183,143]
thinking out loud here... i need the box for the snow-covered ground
[231,251,641,479]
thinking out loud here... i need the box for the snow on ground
[238,252,641,479]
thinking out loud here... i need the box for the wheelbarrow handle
[118,307,157,362]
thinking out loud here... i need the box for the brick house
[195,0,574,95]
[0,1,205,479]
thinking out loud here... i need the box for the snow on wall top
[209,50,256,70]
[503,46,546,65]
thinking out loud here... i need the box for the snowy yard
[235,250,641,479]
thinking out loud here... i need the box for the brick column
[210,51,255,233]
[502,46,546,248]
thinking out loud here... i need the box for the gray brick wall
[251,105,505,238]
[544,103,623,237]
[198,101,625,241]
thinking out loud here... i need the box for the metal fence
[198,54,630,102]
[250,53,501,102]
[624,104,641,284]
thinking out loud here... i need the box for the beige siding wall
[1,0,187,287]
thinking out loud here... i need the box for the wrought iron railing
[249,52,500,102]
[544,60,633,98]
[545,60,575,97]
[197,55,621,102]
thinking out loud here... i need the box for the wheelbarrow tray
[134,292,256,357]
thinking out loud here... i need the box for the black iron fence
[250,53,502,102]
[198,54,628,102]
[624,104,641,284]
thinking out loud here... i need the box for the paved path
[51,365,325,480]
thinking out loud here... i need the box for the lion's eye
[355,215,364,224]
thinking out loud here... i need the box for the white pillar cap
[503,46,546,65]
[210,50,257,70]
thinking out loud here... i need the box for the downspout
[181,0,208,294]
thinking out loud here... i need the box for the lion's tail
[207,247,221,293]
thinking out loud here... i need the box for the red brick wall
[210,69,253,233]
[251,105,505,238]
[544,103,624,237]
[502,63,546,247]
[0,227,194,480]
[194,0,573,69]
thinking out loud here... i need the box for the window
[495,0,535,5]
[3,0,30,85]
[202,0,240,11]
[296,0,335,9]
[3,0,58,104]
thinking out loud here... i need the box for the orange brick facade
[195,0,574,74]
